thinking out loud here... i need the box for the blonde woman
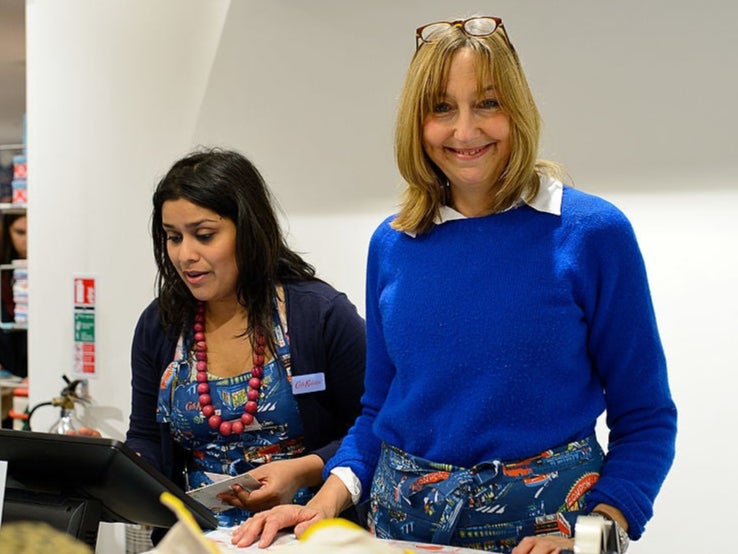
[234,16,676,554]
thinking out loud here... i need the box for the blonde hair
[393,26,562,234]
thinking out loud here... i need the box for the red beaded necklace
[193,301,266,437]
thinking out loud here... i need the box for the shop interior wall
[26,1,736,553]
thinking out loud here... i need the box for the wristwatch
[590,510,630,553]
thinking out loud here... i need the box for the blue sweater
[326,186,677,540]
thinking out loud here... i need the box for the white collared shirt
[405,174,563,237]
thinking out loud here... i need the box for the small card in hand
[186,472,261,513]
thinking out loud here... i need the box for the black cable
[25,400,53,432]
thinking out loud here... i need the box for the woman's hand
[511,535,574,554]
[231,504,328,548]
[216,455,324,512]
[231,473,354,548]
[512,504,626,553]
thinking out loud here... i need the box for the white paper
[0,459,7,526]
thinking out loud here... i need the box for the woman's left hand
[217,455,323,512]
[511,535,574,554]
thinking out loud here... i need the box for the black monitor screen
[0,429,217,544]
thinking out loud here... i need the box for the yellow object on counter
[148,492,221,554]
[278,518,414,554]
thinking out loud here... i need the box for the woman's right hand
[231,504,328,548]
[218,455,324,513]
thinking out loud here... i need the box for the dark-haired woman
[124,148,366,531]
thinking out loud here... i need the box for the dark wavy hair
[151,148,316,341]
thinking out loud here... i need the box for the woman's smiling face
[162,198,239,304]
[422,48,512,215]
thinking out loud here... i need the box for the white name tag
[292,372,326,395]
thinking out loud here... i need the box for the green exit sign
[74,311,95,342]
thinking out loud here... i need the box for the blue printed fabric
[369,434,604,553]
[157,309,310,525]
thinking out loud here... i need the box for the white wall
[604,190,737,553]
[25,1,737,553]
[26,0,231,434]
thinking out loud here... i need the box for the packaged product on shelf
[11,179,26,205]
[12,155,26,180]
[11,260,27,324]
[11,154,27,205]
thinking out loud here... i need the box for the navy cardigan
[125,279,366,489]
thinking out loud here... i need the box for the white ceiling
[0,0,26,145]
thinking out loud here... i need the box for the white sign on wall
[73,277,96,378]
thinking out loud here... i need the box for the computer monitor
[0,429,218,547]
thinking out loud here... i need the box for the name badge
[292,372,326,395]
